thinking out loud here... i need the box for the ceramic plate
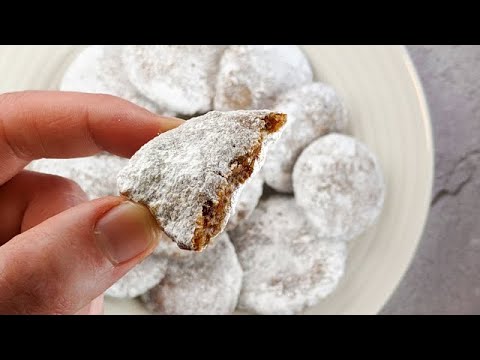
[0,45,433,314]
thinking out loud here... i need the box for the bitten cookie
[226,173,264,230]
[117,110,287,251]
[230,196,346,315]
[293,134,385,242]
[214,45,313,111]
[141,232,243,315]
[122,45,227,116]
[263,82,348,193]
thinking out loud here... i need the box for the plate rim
[377,45,434,311]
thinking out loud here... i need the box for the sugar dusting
[51,45,388,315]
[226,172,264,230]
[117,110,285,251]
[214,45,313,111]
[122,45,227,116]
[106,253,168,299]
[60,45,160,114]
[230,195,346,315]
[263,82,349,193]
[27,153,128,200]
[293,134,385,242]
[141,232,243,315]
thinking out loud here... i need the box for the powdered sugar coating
[106,253,168,299]
[60,46,102,94]
[293,134,385,242]
[60,45,159,113]
[214,45,313,111]
[122,45,227,116]
[141,233,243,315]
[152,233,192,259]
[264,82,349,193]
[230,196,346,315]
[117,110,285,251]
[28,153,128,200]
[226,173,264,230]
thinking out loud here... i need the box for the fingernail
[94,201,159,265]
[158,116,185,132]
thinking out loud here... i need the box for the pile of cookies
[29,45,385,315]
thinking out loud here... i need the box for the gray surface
[381,45,480,314]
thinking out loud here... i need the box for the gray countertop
[381,45,480,314]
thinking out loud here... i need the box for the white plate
[0,45,433,315]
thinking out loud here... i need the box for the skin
[0,91,184,314]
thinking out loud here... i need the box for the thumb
[0,197,159,314]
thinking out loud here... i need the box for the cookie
[60,45,159,113]
[293,134,385,241]
[122,45,227,116]
[27,153,128,200]
[226,173,264,230]
[263,82,348,193]
[117,110,286,251]
[214,45,313,111]
[141,232,242,315]
[106,253,168,299]
[230,196,346,315]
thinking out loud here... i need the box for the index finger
[0,91,183,185]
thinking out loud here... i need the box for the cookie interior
[191,112,287,251]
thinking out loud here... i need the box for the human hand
[0,91,183,314]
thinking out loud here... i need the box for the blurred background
[382,45,480,314]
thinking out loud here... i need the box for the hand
[0,91,183,314]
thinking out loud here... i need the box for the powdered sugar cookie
[151,232,192,260]
[106,253,168,299]
[293,134,385,242]
[28,153,128,200]
[230,196,346,315]
[263,82,349,193]
[226,173,264,230]
[214,45,313,111]
[60,45,159,114]
[141,232,242,315]
[118,110,286,251]
[122,45,227,116]
[60,46,103,94]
